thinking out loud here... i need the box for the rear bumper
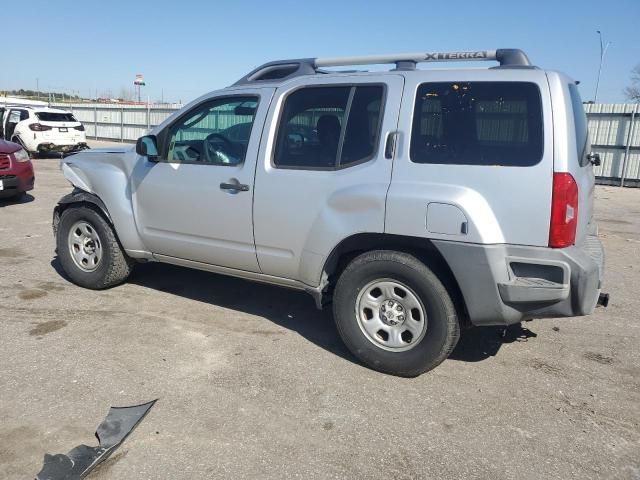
[37,142,89,153]
[433,236,605,326]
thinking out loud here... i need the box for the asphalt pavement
[1,149,638,479]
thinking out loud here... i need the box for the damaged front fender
[52,189,113,239]
[55,149,149,255]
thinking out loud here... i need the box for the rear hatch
[35,112,85,142]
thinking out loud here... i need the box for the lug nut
[398,315,405,321]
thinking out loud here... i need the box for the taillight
[549,172,578,248]
[74,125,85,131]
[29,123,52,131]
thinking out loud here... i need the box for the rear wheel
[333,250,460,377]
[56,205,134,289]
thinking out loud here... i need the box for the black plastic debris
[36,400,157,480]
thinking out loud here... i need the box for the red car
[0,139,35,199]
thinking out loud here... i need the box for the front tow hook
[597,293,610,308]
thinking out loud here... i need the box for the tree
[624,64,640,102]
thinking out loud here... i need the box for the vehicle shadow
[51,258,537,367]
[51,258,355,363]
[128,262,356,358]
[0,193,35,207]
[450,323,537,362]
[33,152,65,160]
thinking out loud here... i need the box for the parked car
[0,106,88,155]
[52,49,607,376]
[0,139,34,199]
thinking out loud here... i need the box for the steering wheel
[203,132,235,164]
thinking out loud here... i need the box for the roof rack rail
[234,49,531,85]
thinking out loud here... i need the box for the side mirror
[586,151,601,166]
[136,135,159,160]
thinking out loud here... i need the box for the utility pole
[594,30,611,104]
[36,78,39,101]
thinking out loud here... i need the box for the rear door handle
[220,180,249,193]
[385,131,398,159]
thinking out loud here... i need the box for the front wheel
[333,250,460,377]
[56,205,134,289]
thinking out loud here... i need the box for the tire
[56,205,134,289]
[333,250,460,377]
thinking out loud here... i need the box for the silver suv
[53,49,607,376]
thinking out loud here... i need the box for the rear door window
[274,85,384,170]
[410,82,543,166]
[36,112,77,122]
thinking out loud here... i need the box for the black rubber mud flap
[35,400,157,480]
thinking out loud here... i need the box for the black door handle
[220,181,249,192]
[385,131,398,159]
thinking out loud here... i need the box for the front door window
[164,97,259,166]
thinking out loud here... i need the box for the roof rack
[234,49,532,85]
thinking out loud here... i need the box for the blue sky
[2,0,639,103]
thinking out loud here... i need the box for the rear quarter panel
[546,71,595,246]
[386,69,554,247]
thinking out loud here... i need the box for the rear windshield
[36,112,77,122]
[568,84,588,165]
[410,81,544,166]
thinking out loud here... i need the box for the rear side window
[36,112,76,122]
[274,85,384,170]
[410,82,544,166]
[568,84,588,165]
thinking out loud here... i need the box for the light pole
[594,30,611,104]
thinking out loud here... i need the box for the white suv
[0,106,88,155]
